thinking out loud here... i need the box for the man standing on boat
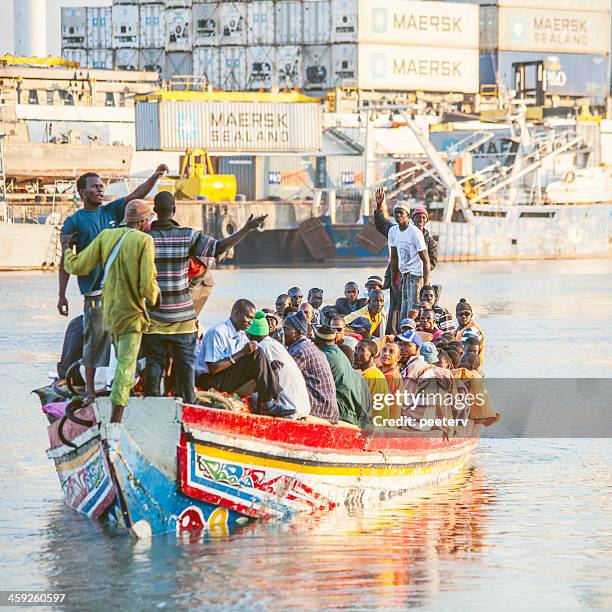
[143,192,267,404]
[61,200,160,424]
[58,165,168,402]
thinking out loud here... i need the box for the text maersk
[393,14,463,33]
[394,59,462,77]
[209,112,289,146]
[533,18,589,47]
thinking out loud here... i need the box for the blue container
[480,51,610,98]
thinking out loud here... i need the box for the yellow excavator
[158,148,237,201]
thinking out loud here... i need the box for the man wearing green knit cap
[247,312,311,419]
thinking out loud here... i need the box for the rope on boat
[195,389,249,413]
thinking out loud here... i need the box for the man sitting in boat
[283,312,339,424]
[334,281,366,315]
[195,300,281,408]
[275,293,291,318]
[313,325,371,428]
[298,302,315,337]
[418,309,443,343]
[343,289,387,339]
[307,288,324,326]
[352,340,389,419]
[287,287,303,308]
[395,331,429,380]
[454,299,485,366]
[245,311,310,419]
[420,285,454,334]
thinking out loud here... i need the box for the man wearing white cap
[388,201,431,324]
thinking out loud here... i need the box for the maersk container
[331,0,358,43]
[357,0,479,50]
[86,7,112,49]
[115,49,139,71]
[112,5,139,48]
[331,44,358,87]
[247,1,275,45]
[135,101,323,152]
[277,46,303,89]
[88,50,114,70]
[303,44,331,89]
[139,48,165,77]
[480,51,610,98]
[468,0,610,12]
[219,3,247,46]
[140,4,166,49]
[165,51,193,80]
[193,47,219,86]
[246,46,276,90]
[61,7,86,49]
[275,1,302,45]
[303,0,330,44]
[193,3,219,47]
[219,47,248,91]
[165,7,192,51]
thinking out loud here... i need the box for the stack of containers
[302,0,331,89]
[139,3,166,77]
[61,7,88,66]
[86,7,113,69]
[165,0,193,79]
[112,4,139,70]
[477,0,611,98]
[192,2,220,85]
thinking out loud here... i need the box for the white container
[193,3,219,46]
[139,48,165,76]
[193,47,219,86]
[357,44,479,93]
[331,44,357,87]
[88,49,114,70]
[140,4,166,49]
[497,7,611,55]
[303,0,330,44]
[115,48,139,71]
[112,5,139,48]
[61,7,86,49]
[247,1,275,45]
[332,0,358,43]
[219,3,247,46]
[136,100,323,152]
[357,0,479,50]
[219,47,247,90]
[303,44,331,89]
[277,45,303,88]
[165,51,193,79]
[246,46,275,89]
[86,7,112,49]
[62,48,88,66]
[496,0,609,12]
[276,1,302,45]
[166,7,192,51]
[165,0,192,7]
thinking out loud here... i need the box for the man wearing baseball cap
[62,199,160,423]
[394,330,429,379]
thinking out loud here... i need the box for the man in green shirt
[62,200,160,423]
[313,325,371,427]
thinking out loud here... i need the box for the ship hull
[0,223,58,270]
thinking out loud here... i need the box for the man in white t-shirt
[388,201,431,322]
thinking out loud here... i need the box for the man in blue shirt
[58,165,168,401]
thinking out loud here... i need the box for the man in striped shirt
[143,192,266,403]
[420,285,454,334]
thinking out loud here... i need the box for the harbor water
[1,260,611,609]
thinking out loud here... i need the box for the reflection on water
[2,261,612,609]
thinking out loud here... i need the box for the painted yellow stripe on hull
[194,443,469,478]
[55,443,98,473]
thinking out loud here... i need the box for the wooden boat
[40,396,479,537]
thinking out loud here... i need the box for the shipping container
[358,0,479,50]
[475,0,609,12]
[303,0,330,44]
[139,48,165,77]
[276,1,303,45]
[140,4,166,48]
[165,51,193,79]
[247,1,275,45]
[218,156,256,200]
[193,3,219,46]
[61,7,86,49]
[496,7,611,55]
[246,46,276,89]
[86,7,112,49]
[303,44,331,89]
[258,156,316,200]
[88,49,114,70]
[480,51,610,98]
[357,44,479,93]
[219,47,248,90]
[219,3,247,46]
[277,45,303,89]
[62,48,88,66]
[165,7,192,51]
[115,49,139,71]
[479,5,498,51]
[193,47,219,85]
[112,5,139,48]
[165,0,192,7]
[135,100,323,152]
[331,0,358,43]
[332,44,358,87]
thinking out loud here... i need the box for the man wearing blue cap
[395,330,429,380]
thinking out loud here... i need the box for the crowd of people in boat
[57,171,496,428]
